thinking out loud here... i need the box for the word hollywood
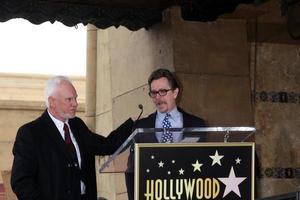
[144,178,220,200]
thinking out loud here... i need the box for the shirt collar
[47,109,69,132]
[157,107,180,120]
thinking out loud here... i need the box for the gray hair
[45,76,72,108]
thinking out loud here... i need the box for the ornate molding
[253,91,300,104]
[259,167,300,179]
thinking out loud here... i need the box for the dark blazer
[125,107,205,200]
[11,110,134,200]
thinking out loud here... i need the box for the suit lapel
[148,112,157,128]
[149,112,159,142]
[41,111,75,162]
[182,111,189,127]
[180,107,193,127]
[136,112,158,142]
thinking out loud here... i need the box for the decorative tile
[259,167,300,179]
[253,91,300,104]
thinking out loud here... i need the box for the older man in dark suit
[11,76,134,200]
[125,68,206,200]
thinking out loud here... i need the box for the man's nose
[154,94,162,100]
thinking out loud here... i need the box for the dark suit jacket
[11,110,134,200]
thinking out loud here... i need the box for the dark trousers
[125,172,134,200]
[80,194,87,200]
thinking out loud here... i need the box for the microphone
[127,104,144,153]
[138,104,143,110]
[136,104,144,122]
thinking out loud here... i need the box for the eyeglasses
[148,89,172,98]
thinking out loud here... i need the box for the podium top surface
[99,126,256,173]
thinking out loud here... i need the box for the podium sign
[135,142,255,200]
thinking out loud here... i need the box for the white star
[151,155,155,159]
[172,160,176,164]
[236,157,241,164]
[158,161,164,168]
[218,166,247,197]
[179,168,184,175]
[146,169,150,173]
[209,150,224,166]
[192,160,203,172]
[168,171,171,175]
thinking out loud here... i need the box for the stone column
[85,24,97,131]
[95,28,116,200]
[86,25,116,199]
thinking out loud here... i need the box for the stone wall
[170,8,253,127]
[252,28,300,198]
[254,43,300,196]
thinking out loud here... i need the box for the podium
[99,127,256,200]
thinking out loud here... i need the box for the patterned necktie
[161,113,173,143]
[63,123,78,161]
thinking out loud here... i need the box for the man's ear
[173,88,179,98]
[48,96,54,107]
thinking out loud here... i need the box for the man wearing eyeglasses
[125,68,205,200]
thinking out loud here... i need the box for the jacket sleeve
[11,126,40,200]
[80,118,134,155]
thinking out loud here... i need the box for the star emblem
[146,169,150,173]
[158,161,164,168]
[192,160,203,172]
[209,150,224,166]
[235,157,241,164]
[218,166,247,197]
[151,155,155,159]
[179,168,184,175]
